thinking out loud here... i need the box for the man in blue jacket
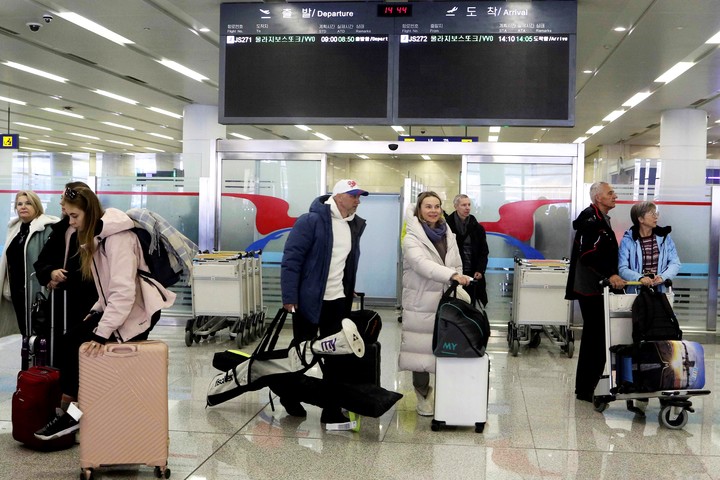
[280,179,368,426]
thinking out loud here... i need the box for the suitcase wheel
[80,468,93,480]
[154,465,171,478]
[474,422,485,433]
[430,419,444,432]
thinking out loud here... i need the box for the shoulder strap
[254,308,288,355]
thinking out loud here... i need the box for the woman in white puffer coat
[400,191,471,416]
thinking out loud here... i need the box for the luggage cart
[508,258,574,357]
[187,252,249,347]
[245,250,267,343]
[593,281,710,429]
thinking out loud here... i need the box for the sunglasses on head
[64,187,79,200]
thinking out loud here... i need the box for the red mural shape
[479,199,569,242]
[224,193,297,235]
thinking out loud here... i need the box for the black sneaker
[320,408,348,424]
[34,410,79,440]
[280,398,307,417]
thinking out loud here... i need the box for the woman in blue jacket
[618,201,680,292]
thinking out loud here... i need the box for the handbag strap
[441,281,460,300]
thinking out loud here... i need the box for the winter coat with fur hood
[88,208,176,342]
[400,207,464,374]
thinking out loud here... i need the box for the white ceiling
[1,0,719,158]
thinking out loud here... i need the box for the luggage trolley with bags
[508,258,574,357]
[593,279,710,429]
[431,281,491,433]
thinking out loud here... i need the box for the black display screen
[219,1,577,126]
[223,34,389,120]
[397,34,571,123]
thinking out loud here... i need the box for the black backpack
[631,286,682,343]
[432,283,490,357]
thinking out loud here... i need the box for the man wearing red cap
[280,179,368,427]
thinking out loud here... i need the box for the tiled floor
[0,308,718,479]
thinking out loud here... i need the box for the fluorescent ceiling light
[313,132,332,140]
[20,146,46,151]
[147,107,183,119]
[149,132,174,140]
[4,61,67,83]
[0,95,26,105]
[654,62,694,83]
[38,139,68,146]
[57,12,134,45]
[357,154,369,159]
[488,135,499,142]
[489,126,501,133]
[706,30,720,44]
[82,147,105,152]
[586,125,604,135]
[229,133,253,140]
[622,91,652,108]
[145,147,165,152]
[14,121,52,131]
[95,90,138,105]
[573,137,588,144]
[108,140,134,146]
[101,121,134,130]
[156,59,208,82]
[421,155,431,160]
[41,107,84,119]
[69,132,100,140]
[295,125,311,131]
[613,27,627,32]
[582,69,593,74]
[391,126,405,132]
[602,110,626,122]
[198,28,210,33]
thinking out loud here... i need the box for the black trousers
[291,297,351,384]
[575,295,606,396]
[58,311,157,398]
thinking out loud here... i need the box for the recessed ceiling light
[489,126,501,133]
[357,154,369,159]
[582,69,593,74]
[391,125,405,132]
[0,95,26,105]
[421,155,431,160]
[295,125,312,131]
[229,133,253,140]
[4,61,67,82]
[198,27,210,33]
[655,62,694,83]
[20,146,47,151]
[148,132,174,140]
[14,121,52,131]
[101,121,135,130]
[108,140,134,146]
[156,58,208,82]
[313,132,332,140]
[69,132,100,140]
[95,90,138,105]
[41,107,84,119]
[147,107,183,119]
[613,27,627,32]
[573,137,588,144]
[488,135,499,142]
[38,139,68,146]
[586,125,604,135]
[145,147,166,152]
[706,30,720,44]
[603,110,626,122]
[81,147,105,152]
[58,12,134,45]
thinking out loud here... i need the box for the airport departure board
[219,1,577,126]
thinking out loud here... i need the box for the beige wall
[326,155,462,202]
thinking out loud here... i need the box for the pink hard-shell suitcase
[78,340,170,479]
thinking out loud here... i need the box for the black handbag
[30,291,50,336]
[432,282,490,357]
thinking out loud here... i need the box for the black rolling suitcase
[23,289,67,369]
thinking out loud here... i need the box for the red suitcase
[78,340,170,479]
[12,365,76,450]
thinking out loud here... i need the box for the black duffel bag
[432,282,490,357]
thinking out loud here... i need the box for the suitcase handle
[104,344,140,357]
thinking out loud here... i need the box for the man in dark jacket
[445,194,489,307]
[565,182,626,402]
[280,179,368,425]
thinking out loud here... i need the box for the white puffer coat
[399,208,464,373]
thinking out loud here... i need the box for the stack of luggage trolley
[508,258,574,357]
[593,280,710,429]
[186,250,267,348]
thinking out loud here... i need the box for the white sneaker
[415,387,434,417]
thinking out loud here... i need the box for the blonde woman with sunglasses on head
[0,191,59,338]
[618,201,681,293]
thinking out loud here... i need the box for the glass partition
[465,159,574,323]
